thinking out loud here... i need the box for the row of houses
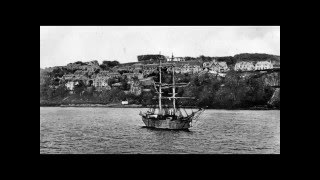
[115,59,279,76]
[62,70,147,95]
[234,60,278,71]
[59,58,279,95]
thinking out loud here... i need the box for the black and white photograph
[40,26,280,154]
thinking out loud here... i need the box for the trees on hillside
[74,80,86,95]
[107,77,118,87]
[99,88,126,103]
[137,55,166,62]
[234,53,279,62]
[40,75,51,99]
[102,60,120,68]
[99,64,107,70]
[214,70,248,108]
[216,56,236,65]
[55,84,68,98]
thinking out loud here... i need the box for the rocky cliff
[268,88,280,108]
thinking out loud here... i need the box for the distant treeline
[137,55,167,62]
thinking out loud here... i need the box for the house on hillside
[65,81,80,94]
[65,81,76,91]
[93,76,111,89]
[166,61,202,74]
[142,64,158,75]
[171,57,185,61]
[191,65,202,74]
[234,61,255,71]
[97,70,110,76]
[180,64,192,74]
[123,73,143,80]
[203,60,229,73]
[211,61,229,73]
[62,74,76,80]
[140,77,154,92]
[132,63,144,70]
[161,63,174,67]
[129,80,142,96]
[167,66,181,74]
[255,61,273,70]
[217,61,229,72]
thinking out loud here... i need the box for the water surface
[40,107,280,154]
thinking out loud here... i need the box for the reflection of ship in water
[139,54,204,130]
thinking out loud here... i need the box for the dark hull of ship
[142,116,191,130]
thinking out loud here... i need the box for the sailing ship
[139,54,204,130]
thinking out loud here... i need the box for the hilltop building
[169,57,185,61]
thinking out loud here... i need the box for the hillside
[40,53,280,109]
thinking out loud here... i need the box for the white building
[65,81,76,90]
[215,61,229,72]
[92,77,111,91]
[255,61,273,70]
[175,57,185,61]
[192,65,202,73]
[180,64,192,74]
[203,60,229,73]
[234,61,255,71]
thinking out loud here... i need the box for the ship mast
[154,53,193,116]
[172,53,176,115]
[158,57,162,114]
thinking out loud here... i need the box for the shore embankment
[40,101,279,110]
[60,103,143,108]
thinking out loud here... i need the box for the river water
[40,107,280,154]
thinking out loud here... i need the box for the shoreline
[40,103,279,110]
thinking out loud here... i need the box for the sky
[40,26,280,68]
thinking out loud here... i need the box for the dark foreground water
[40,107,280,154]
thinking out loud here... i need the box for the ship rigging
[139,54,204,130]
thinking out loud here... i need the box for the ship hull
[142,116,191,130]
